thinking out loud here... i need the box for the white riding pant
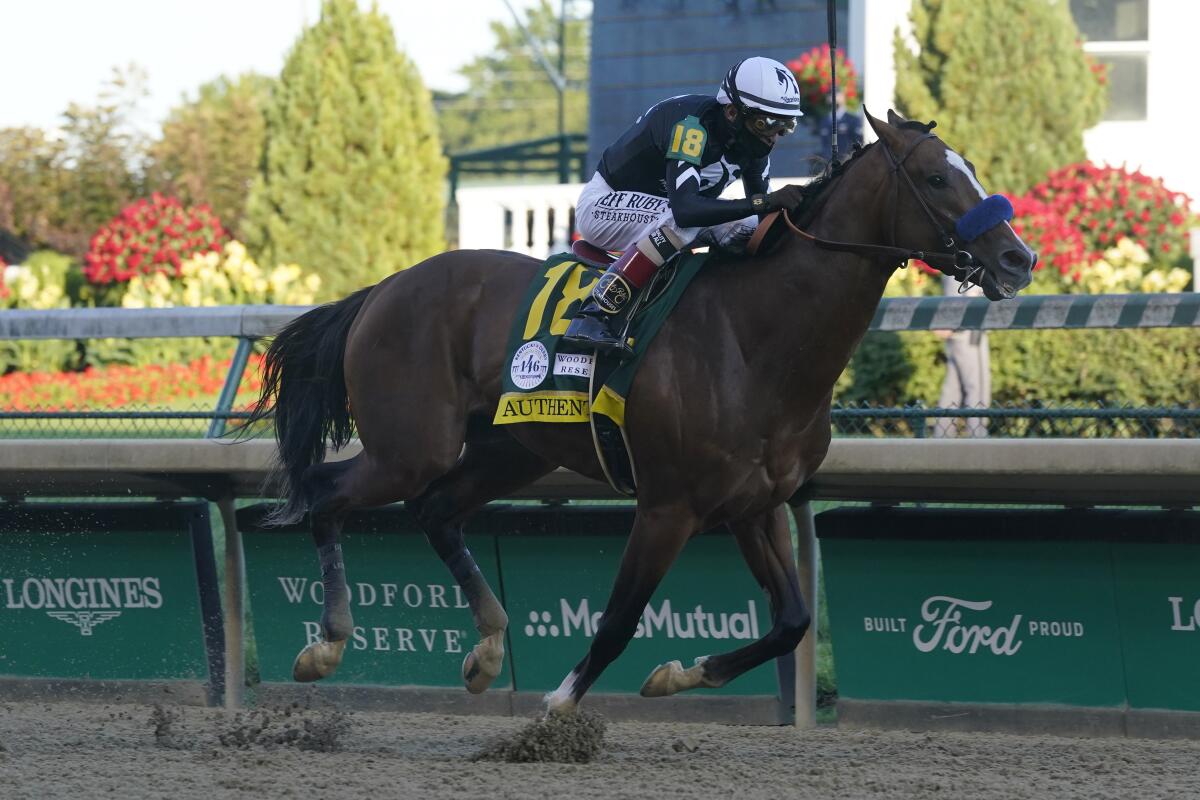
[574,172,759,254]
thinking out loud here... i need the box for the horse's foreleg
[547,506,695,714]
[640,504,810,697]
[409,434,555,694]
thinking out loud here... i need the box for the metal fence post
[216,496,245,709]
[208,336,252,708]
[207,337,254,439]
[790,500,819,728]
[1190,227,1200,292]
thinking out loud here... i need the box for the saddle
[570,239,617,268]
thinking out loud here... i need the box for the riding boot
[561,229,680,359]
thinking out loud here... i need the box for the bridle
[780,132,986,291]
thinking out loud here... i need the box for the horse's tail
[244,286,374,526]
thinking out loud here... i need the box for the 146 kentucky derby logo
[510,341,550,389]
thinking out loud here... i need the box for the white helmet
[717,56,804,117]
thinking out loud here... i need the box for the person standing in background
[817,90,863,159]
[932,274,991,438]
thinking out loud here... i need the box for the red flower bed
[84,194,228,285]
[906,163,1192,288]
[1009,196,1089,281]
[0,354,264,412]
[1025,163,1193,265]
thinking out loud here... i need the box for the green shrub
[894,0,1106,195]
[838,327,1200,436]
[0,250,80,374]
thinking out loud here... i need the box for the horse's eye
[927,174,948,188]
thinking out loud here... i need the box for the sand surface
[3,699,1200,799]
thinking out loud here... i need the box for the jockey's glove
[754,185,807,215]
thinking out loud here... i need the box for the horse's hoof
[640,656,711,697]
[544,692,578,716]
[292,638,347,682]
[462,631,505,694]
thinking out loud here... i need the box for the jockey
[562,56,806,357]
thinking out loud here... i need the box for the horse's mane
[788,118,935,229]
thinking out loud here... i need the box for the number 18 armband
[666,115,707,166]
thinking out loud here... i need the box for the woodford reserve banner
[819,507,1200,712]
[0,503,221,685]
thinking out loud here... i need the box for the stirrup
[561,303,634,359]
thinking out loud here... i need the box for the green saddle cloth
[494,251,710,428]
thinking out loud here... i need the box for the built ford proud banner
[0,502,222,703]
[818,507,1200,736]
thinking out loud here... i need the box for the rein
[779,133,984,287]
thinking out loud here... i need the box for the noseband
[782,133,1003,290]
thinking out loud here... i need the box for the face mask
[735,123,774,159]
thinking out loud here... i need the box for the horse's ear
[865,107,904,151]
[864,107,886,136]
[886,109,908,126]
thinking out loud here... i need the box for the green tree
[0,65,146,258]
[0,127,69,253]
[57,64,148,257]
[436,0,588,153]
[145,73,273,239]
[243,0,446,298]
[894,0,1106,195]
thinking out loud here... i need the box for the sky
[0,0,549,135]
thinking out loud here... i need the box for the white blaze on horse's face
[946,150,987,200]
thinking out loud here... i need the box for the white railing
[455,177,808,258]
[456,183,584,258]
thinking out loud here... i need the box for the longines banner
[1112,541,1200,712]
[0,503,220,683]
[819,508,1200,712]
[240,505,776,695]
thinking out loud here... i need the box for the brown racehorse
[246,110,1035,713]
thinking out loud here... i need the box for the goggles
[745,113,798,136]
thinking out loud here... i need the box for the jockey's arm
[741,156,770,197]
[664,160,758,229]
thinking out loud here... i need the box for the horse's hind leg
[292,450,446,681]
[640,503,810,696]
[408,429,556,693]
[546,505,696,714]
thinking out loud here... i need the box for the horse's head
[865,109,1035,300]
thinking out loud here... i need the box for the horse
[246,109,1035,714]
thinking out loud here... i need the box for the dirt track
[4,699,1200,799]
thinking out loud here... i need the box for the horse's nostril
[1000,248,1032,271]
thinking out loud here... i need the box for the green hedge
[836,328,1200,436]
